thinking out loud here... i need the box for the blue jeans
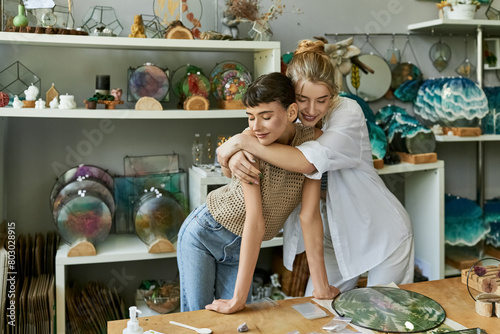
[177,203,251,312]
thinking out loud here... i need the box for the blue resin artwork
[414,77,488,127]
[376,105,435,154]
[441,77,488,126]
[484,198,500,248]
[482,86,500,134]
[445,194,490,246]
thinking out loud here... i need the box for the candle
[95,75,110,95]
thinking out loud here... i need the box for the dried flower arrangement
[226,0,285,23]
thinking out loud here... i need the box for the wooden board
[461,265,500,297]
[183,95,209,110]
[135,97,163,110]
[445,250,480,270]
[442,127,482,137]
[397,152,437,164]
[148,238,175,253]
[486,245,500,259]
[67,240,96,257]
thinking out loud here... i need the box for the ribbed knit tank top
[206,123,315,241]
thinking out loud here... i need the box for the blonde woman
[217,40,414,293]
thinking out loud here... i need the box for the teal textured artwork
[332,287,446,333]
[445,194,490,247]
[376,105,435,155]
[482,86,500,134]
[485,198,500,248]
[414,77,488,127]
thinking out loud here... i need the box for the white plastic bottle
[123,306,143,334]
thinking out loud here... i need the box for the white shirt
[283,97,413,281]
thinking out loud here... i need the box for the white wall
[2,0,499,235]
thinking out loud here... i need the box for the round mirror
[345,54,392,102]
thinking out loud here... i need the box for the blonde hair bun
[295,39,326,56]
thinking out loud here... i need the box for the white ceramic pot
[446,4,477,20]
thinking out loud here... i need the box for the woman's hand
[205,298,245,314]
[217,134,245,168]
[312,285,340,300]
[228,151,261,184]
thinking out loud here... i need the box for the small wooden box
[397,152,437,164]
[442,127,482,137]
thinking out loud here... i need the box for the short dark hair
[243,72,295,109]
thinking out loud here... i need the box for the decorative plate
[55,193,112,245]
[209,61,252,101]
[332,287,446,333]
[134,188,185,247]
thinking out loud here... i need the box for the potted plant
[84,97,98,109]
[443,0,481,20]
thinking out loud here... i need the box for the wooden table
[108,277,497,334]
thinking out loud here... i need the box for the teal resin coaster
[332,287,446,333]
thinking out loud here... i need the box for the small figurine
[24,84,39,101]
[221,10,239,39]
[46,83,59,108]
[59,94,77,109]
[13,95,23,109]
[129,15,146,38]
[35,98,46,109]
[49,96,59,109]
[111,88,123,101]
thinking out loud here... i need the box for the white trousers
[305,226,415,295]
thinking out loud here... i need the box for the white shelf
[377,161,444,175]
[0,32,280,52]
[55,234,283,266]
[0,107,247,119]
[435,134,500,142]
[408,18,500,34]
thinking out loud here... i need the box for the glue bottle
[123,306,143,334]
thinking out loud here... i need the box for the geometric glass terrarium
[82,6,123,36]
[0,61,41,99]
[141,14,166,39]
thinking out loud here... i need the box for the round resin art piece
[209,61,252,101]
[332,287,446,333]
[129,63,169,101]
[135,189,185,247]
[55,194,113,245]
